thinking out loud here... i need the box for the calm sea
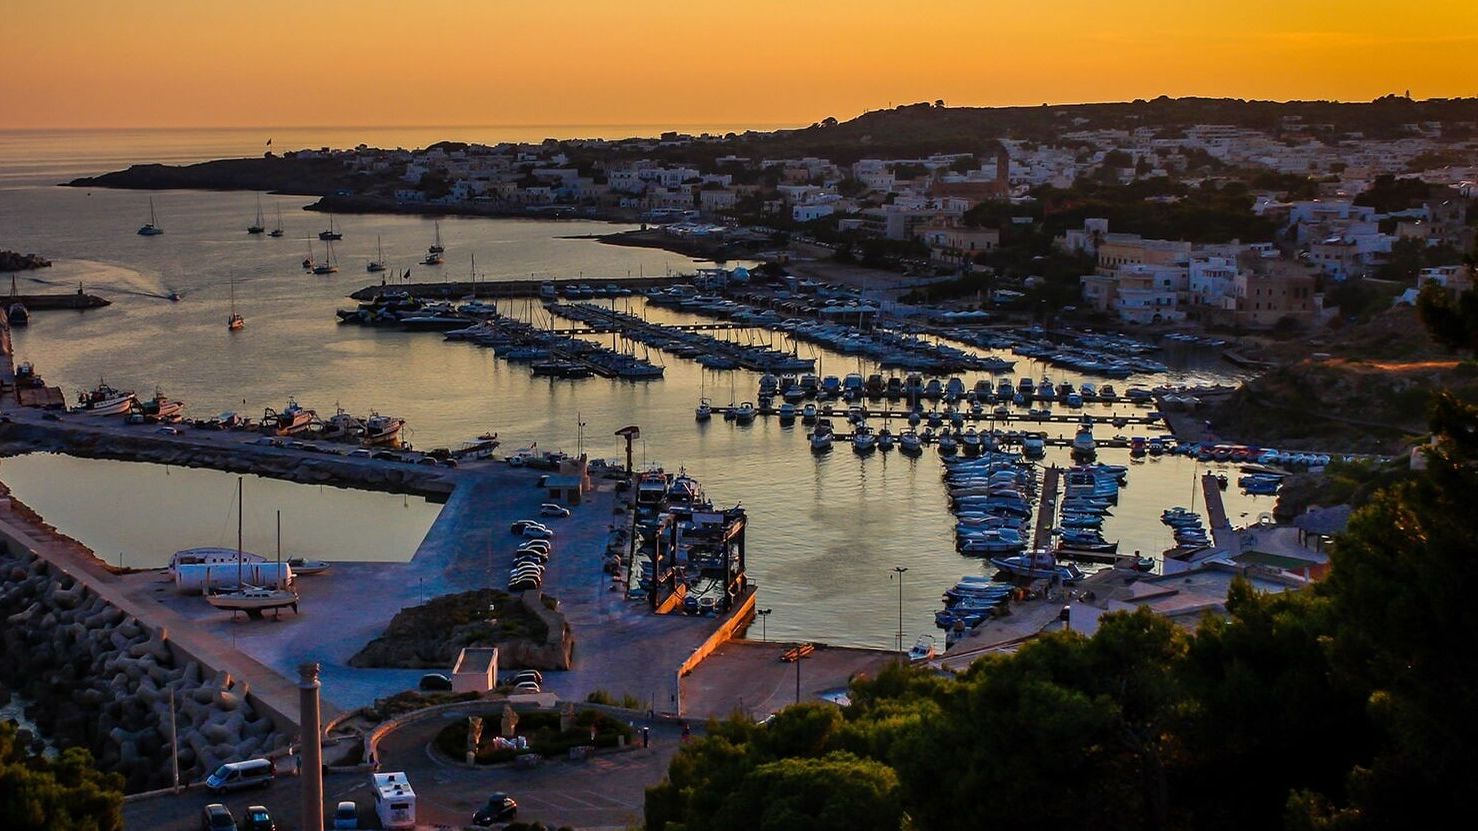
[0,127,1267,649]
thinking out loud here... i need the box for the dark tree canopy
[0,723,124,831]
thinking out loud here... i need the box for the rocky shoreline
[0,250,52,271]
[0,545,288,792]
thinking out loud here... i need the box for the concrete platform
[680,640,895,720]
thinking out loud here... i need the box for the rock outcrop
[0,547,287,792]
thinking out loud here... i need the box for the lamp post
[892,566,908,656]
[794,649,807,705]
[756,608,772,642]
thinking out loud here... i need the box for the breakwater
[0,544,288,792]
[349,275,683,301]
[0,420,457,500]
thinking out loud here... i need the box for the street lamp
[756,608,772,642]
[891,566,908,656]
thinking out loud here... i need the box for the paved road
[125,708,687,830]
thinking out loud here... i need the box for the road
[125,709,688,830]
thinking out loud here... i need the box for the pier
[9,291,111,311]
[708,402,1167,428]
[1033,466,1061,550]
[349,275,685,302]
[1201,471,1235,550]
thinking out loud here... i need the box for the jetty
[708,402,1167,428]
[349,275,684,302]
[1033,466,1061,550]
[8,292,111,311]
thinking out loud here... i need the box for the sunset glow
[3,0,1475,130]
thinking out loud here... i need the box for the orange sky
[1,0,1474,130]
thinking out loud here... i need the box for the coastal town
[2,11,1477,827]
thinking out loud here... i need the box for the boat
[76,381,137,415]
[937,433,958,456]
[991,551,1083,583]
[801,403,818,424]
[312,240,340,274]
[733,401,756,424]
[907,635,936,662]
[899,429,923,456]
[367,236,388,273]
[777,402,796,422]
[137,198,164,235]
[7,275,28,326]
[1071,425,1097,462]
[206,489,299,619]
[227,274,244,331]
[246,195,265,234]
[263,397,315,436]
[428,221,445,254]
[268,206,284,237]
[318,215,342,241]
[361,412,406,446]
[877,425,895,451]
[695,398,713,421]
[286,558,330,576]
[135,387,184,421]
[852,424,877,453]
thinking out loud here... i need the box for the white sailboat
[247,195,265,234]
[206,482,299,618]
[313,240,339,274]
[367,236,388,273]
[268,206,284,237]
[227,275,244,331]
[137,198,164,236]
[423,221,445,264]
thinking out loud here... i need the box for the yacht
[695,398,713,421]
[268,206,285,237]
[733,401,756,424]
[1071,425,1097,461]
[246,195,265,234]
[318,215,343,240]
[428,221,445,255]
[227,274,244,331]
[809,429,834,453]
[367,236,388,273]
[137,198,164,236]
[76,382,138,415]
[312,240,340,274]
[801,403,818,425]
[852,424,877,453]
[777,402,796,422]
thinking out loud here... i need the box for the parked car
[349,448,373,458]
[521,525,554,540]
[512,669,544,686]
[156,426,180,435]
[201,804,234,831]
[512,680,542,694]
[538,503,571,518]
[331,801,359,830]
[205,758,275,793]
[518,540,552,554]
[508,577,540,592]
[240,805,277,831]
[510,519,541,534]
[418,673,453,691]
[472,793,518,826]
[372,451,400,461]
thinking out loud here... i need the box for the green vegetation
[1418,283,1478,352]
[349,589,550,668]
[361,690,482,723]
[0,723,123,831]
[435,709,633,765]
[647,394,1478,831]
[585,690,644,710]
[1352,173,1435,213]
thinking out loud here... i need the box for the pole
[794,651,803,705]
[893,566,908,656]
[297,663,324,831]
[169,686,179,792]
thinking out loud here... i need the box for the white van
[205,758,275,793]
[372,771,416,829]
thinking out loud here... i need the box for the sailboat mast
[276,510,283,590]
[236,477,244,588]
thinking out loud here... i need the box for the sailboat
[227,275,244,331]
[318,215,342,241]
[423,221,445,264]
[7,275,29,327]
[205,480,300,619]
[137,198,164,236]
[313,240,340,274]
[367,236,388,273]
[246,195,265,234]
[268,206,284,237]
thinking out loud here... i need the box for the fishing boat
[206,489,299,619]
[134,387,185,421]
[367,236,388,273]
[286,558,330,576]
[263,397,315,436]
[76,382,137,415]
[227,275,244,331]
[137,198,164,235]
[246,195,265,234]
[361,412,406,446]
[318,215,342,241]
[268,206,284,237]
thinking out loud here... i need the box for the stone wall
[0,546,288,792]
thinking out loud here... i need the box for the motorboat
[852,425,877,453]
[734,401,756,424]
[778,402,797,422]
[907,635,936,662]
[76,382,137,415]
[1071,425,1097,461]
[286,558,330,576]
[801,403,818,424]
[937,433,958,456]
[991,551,1083,582]
[877,425,894,451]
[899,429,923,456]
[809,429,834,453]
[695,398,713,421]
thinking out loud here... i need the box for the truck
[371,771,416,829]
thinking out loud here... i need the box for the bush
[435,709,635,765]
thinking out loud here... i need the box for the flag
[266,138,272,147]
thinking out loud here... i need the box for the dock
[1033,466,1061,550]
[349,275,684,302]
[10,292,111,311]
[708,402,1167,428]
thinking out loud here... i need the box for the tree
[0,723,124,831]
[1416,283,1478,352]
